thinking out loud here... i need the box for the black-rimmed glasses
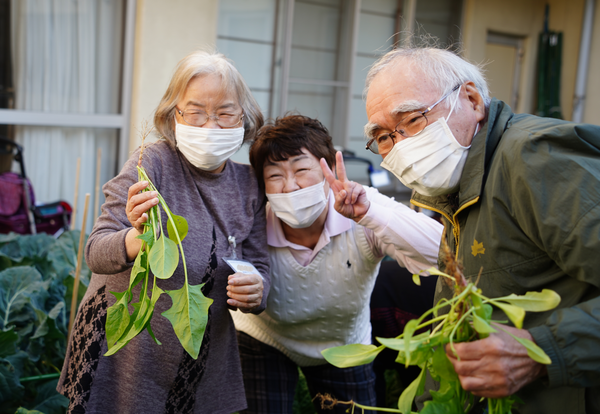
[366,84,461,155]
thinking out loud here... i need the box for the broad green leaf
[129,285,163,340]
[511,334,552,364]
[105,291,131,350]
[145,319,162,345]
[483,303,493,320]
[495,289,561,312]
[417,267,454,280]
[31,301,65,341]
[429,345,458,382]
[0,328,19,358]
[0,266,46,329]
[162,283,213,359]
[48,300,64,319]
[136,228,155,249]
[148,235,179,279]
[396,345,432,367]
[397,366,426,413]
[404,319,419,367]
[105,301,142,356]
[128,251,148,300]
[15,409,44,414]
[472,313,498,335]
[0,358,25,404]
[105,286,163,356]
[421,399,454,414]
[412,273,421,286]
[429,379,455,403]
[31,378,69,414]
[491,301,525,329]
[166,212,189,244]
[321,343,383,368]
[50,230,91,283]
[377,331,432,352]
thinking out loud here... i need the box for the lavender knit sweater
[57,140,270,414]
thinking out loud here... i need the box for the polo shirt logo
[471,239,485,257]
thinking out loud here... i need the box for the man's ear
[464,81,486,123]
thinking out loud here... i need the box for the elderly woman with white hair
[58,51,270,414]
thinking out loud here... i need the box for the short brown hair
[249,114,336,188]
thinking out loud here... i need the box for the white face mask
[380,91,472,197]
[266,180,328,229]
[175,123,244,171]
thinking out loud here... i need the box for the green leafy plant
[105,129,213,359]
[320,243,560,414]
[0,231,90,414]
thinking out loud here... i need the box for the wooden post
[94,148,102,223]
[70,158,81,230]
[68,193,90,338]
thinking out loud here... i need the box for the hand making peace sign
[320,151,371,222]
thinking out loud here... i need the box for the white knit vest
[231,221,381,366]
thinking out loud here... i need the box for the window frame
[0,0,137,169]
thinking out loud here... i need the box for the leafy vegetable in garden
[321,242,560,414]
[104,134,212,359]
[0,231,90,414]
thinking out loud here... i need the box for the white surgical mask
[175,123,244,171]
[380,91,472,197]
[266,180,328,228]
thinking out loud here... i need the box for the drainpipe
[572,0,596,123]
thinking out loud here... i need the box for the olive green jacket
[412,99,600,414]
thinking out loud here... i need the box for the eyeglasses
[176,107,244,128]
[365,84,462,155]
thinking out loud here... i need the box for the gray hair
[364,47,491,109]
[154,50,264,146]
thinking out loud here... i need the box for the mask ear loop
[445,85,461,123]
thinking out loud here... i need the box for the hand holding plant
[104,125,213,359]
[446,322,549,400]
[320,241,560,414]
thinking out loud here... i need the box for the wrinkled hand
[126,181,159,233]
[445,324,548,398]
[227,273,264,313]
[320,151,370,222]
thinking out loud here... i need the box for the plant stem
[20,373,61,383]
[138,166,188,285]
[448,304,477,356]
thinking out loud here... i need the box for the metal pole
[572,0,596,123]
[279,0,295,114]
[118,0,137,168]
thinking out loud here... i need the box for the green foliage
[162,283,212,359]
[104,165,212,359]
[322,269,561,414]
[293,369,317,414]
[0,231,89,414]
[321,343,383,368]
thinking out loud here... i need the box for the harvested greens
[105,134,212,359]
[320,242,560,414]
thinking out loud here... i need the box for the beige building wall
[129,0,219,153]
[461,0,586,119]
[583,2,600,125]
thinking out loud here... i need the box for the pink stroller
[0,136,72,236]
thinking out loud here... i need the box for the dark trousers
[237,331,377,414]
[370,260,439,407]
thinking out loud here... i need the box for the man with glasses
[355,47,600,413]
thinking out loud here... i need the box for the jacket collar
[411,98,514,214]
